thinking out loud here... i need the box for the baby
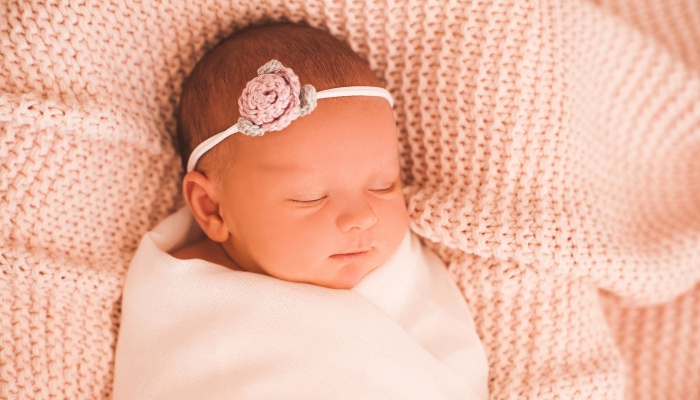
[173,23,408,289]
[114,22,488,400]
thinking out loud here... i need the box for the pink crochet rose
[238,60,301,133]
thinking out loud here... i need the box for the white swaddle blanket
[113,207,488,399]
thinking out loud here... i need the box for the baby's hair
[177,22,381,176]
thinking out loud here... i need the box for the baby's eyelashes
[369,183,396,193]
[288,195,328,206]
[287,181,399,206]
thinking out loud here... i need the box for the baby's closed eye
[286,179,400,206]
[369,185,394,193]
[289,195,327,204]
[368,180,399,194]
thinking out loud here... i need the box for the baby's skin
[174,96,409,289]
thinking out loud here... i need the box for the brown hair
[176,22,381,175]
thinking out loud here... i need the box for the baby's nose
[336,199,378,232]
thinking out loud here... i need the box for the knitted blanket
[1,0,698,398]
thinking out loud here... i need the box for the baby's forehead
[221,108,398,174]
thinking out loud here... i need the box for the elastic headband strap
[316,86,394,106]
[186,86,394,173]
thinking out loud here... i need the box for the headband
[186,59,395,172]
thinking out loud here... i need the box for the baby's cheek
[271,214,330,259]
[382,198,409,228]
[376,199,409,251]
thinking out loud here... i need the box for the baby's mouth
[329,249,371,262]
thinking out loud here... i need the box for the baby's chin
[321,261,380,290]
[265,244,399,289]
[319,241,402,289]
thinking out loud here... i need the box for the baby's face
[215,97,409,289]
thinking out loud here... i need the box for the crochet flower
[237,60,316,136]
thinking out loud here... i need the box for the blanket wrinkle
[404,0,700,306]
[0,92,170,152]
[2,0,700,398]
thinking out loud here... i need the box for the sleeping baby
[113,22,488,399]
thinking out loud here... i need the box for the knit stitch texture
[1,0,699,398]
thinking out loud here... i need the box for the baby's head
[177,23,408,289]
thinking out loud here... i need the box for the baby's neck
[170,237,242,272]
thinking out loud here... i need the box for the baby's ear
[182,171,230,243]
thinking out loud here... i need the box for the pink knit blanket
[1,0,699,398]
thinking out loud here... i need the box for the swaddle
[113,207,488,399]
